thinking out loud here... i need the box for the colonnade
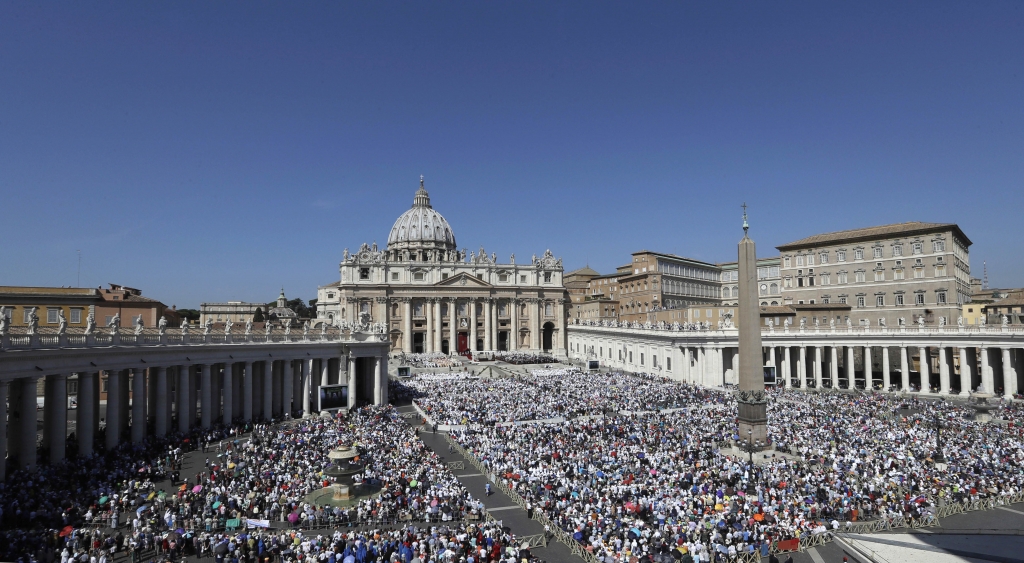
[1,352,387,481]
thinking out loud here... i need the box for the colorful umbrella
[192,485,203,493]
[146,492,156,501]
[98,496,109,505]
[59,526,74,538]
[213,501,222,509]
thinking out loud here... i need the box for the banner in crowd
[246,519,271,528]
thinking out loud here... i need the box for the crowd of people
[435,376,1024,562]
[399,353,465,369]
[490,353,559,365]
[398,370,729,426]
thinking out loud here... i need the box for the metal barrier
[447,460,465,470]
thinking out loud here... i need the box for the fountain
[324,446,363,501]
[969,388,998,423]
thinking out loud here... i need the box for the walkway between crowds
[395,404,586,563]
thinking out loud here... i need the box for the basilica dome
[386,177,457,252]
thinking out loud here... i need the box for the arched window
[770,283,778,294]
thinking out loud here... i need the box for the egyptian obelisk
[737,204,768,446]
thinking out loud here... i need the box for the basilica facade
[316,178,568,356]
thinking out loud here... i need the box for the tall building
[316,178,568,355]
[776,222,971,327]
[0,284,169,329]
[719,257,782,307]
[616,250,723,323]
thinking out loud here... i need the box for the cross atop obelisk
[737,203,768,447]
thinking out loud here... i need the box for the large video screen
[319,384,349,410]
[763,366,777,386]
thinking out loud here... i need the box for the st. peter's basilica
[316,177,568,356]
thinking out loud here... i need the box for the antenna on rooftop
[983,261,989,290]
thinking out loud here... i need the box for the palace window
[876,295,884,306]
[935,265,946,277]
[499,273,508,282]
[895,294,904,306]
[807,255,814,266]
[913,242,923,254]
[784,257,791,268]
[70,308,82,324]
[874,271,885,282]
[934,241,945,252]
[520,275,527,283]
[916,293,925,305]
[937,291,947,304]
[391,273,399,281]
[855,271,866,283]
[894,269,905,280]
[47,308,59,323]
[914,268,924,279]
[838,296,847,305]
[855,249,864,260]
[359,268,370,280]
[413,272,425,281]
[544,272,552,283]
[893,245,903,257]
[857,296,866,307]
[836,251,846,262]
[820,252,829,264]
[873,247,883,259]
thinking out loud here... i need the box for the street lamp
[933,398,946,464]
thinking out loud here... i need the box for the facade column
[846,346,855,389]
[938,347,950,395]
[425,299,434,353]
[814,346,823,388]
[768,346,776,367]
[509,299,518,351]
[882,347,891,392]
[302,359,312,416]
[178,366,192,433]
[900,346,910,392]
[48,374,67,463]
[959,347,972,395]
[154,367,168,437]
[829,347,839,389]
[469,298,478,352]
[798,346,807,389]
[0,381,7,479]
[130,369,146,443]
[19,377,39,469]
[864,346,873,391]
[374,357,382,405]
[981,347,993,394]
[321,358,330,386]
[448,298,457,355]
[77,373,95,457]
[434,299,443,352]
[530,299,541,350]
[484,298,493,351]
[783,347,791,388]
[1003,348,1017,399]
[403,300,413,354]
[201,364,213,429]
[919,347,930,393]
[283,360,294,417]
[263,361,274,421]
[105,372,122,452]
[348,356,357,409]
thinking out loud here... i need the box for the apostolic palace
[315,177,569,356]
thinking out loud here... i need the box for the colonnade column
[1003,348,1017,399]
[0,382,6,479]
[302,359,312,416]
[846,346,855,389]
[814,346,823,388]
[48,374,67,463]
[898,347,909,392]
[798,346,807,389]
[938,348,950,395]
[530,300,540,350]
[263,362,273,421]
[434,299,443,352]
[374,357,382,405]
[919,347,930,392]
[402,300,412,353]
[131,369,146,443]
[981,347,993,393]
[484,297,492,351]
[959,347,972,396]
[829,347,839,388]
[881,348,891,392]
[77,373,95,457]
[154,367,168,437]
[783,347,791,388]
[864,347,873,391]
[105,372,122,450]
[283,360,294,417]
[348,356,357,409]
[222,363,233,424]
[201,364,213,429]
[20,376,39,469]
[178,366,192,433]
[239,362,251,422]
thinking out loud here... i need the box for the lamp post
[933,398,946,464]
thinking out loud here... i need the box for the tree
[177,308,201,323]
[253,307,265,323]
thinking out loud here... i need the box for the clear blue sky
[2,2,1022,308]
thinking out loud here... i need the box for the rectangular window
[706,309,712,318]
[836,251,846,262]
[855,249,864,260]
[857,296,865,307]
[894,269,905,280]
[391,272,399,281]
[784,257,791,268]
[873,247,883,259]
[629,351,633,363]
[874,271,884,282]
[640,353,644,366]
[916,293,925,305]
[896,294,904,306]
[796,256,804,267]
[545,303,553,316]
[544,272,552,283]
[855,271,866,283]
[893,245,903,257]
[666,357,671,371]
[913,242,923,254]
[935,265,946,277]
[839,296,847,305]
[937,291,947,304]
[499,274,509,282]
[520,275,527,283]
[413,272,425,281]
[819,252,828,264]
[770,266,779,277]
[876,295,884,307]
[822,297,830,304]
[105,315,114,325]
[359,268,370,280]
[70,308,82,324]
[934,241,945,252]
[47,308,59,324]
[914,268,924,279]
[807,255,814,266]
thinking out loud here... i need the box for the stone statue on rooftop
[134,316,144,335]
[203,318,212,335]
[26,307,39,335]
[245,319,252,335]
[0,307,8,336]
[158,316,167,335]
[57,309,68,335]
[957,316,964,328]
[107,313,120,335]
[181,320,189,335]
[224,318,233,335]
